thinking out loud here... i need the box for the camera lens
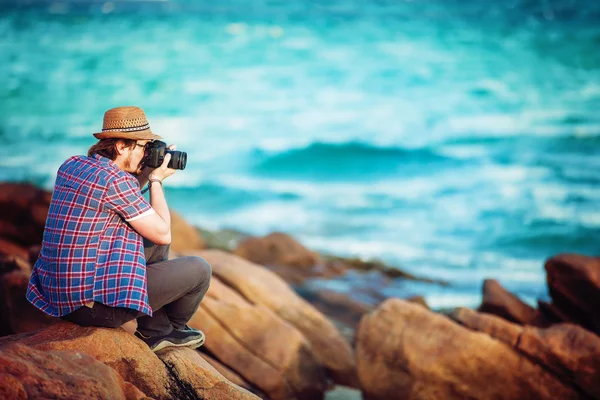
[167,150,187,170]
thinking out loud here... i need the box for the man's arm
[129,182,171,245]
[129,149,176,245]
[136,166,153,189]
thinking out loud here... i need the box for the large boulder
[0,239,28,259]
[170,210,205,255]
[0,270,57,335]
[545,254,600,334]
[0,322,257,400]
[158,347,259,400]
[0,254,31,276]
[233,232,320,269]
[0,322,177,399]
[356,299,582,400]
[298,287,375,343]
[453,307,600,399]
[194,249,358,387]
[0,342,147,400]
[0,183,51,247]
[189,276,327,400]
[478,279,537,324]
[199,352,257,393]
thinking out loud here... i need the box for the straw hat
[93,106,162,140]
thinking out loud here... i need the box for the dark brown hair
[88,138,136,160]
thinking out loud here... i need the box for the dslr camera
[144,140,187,170]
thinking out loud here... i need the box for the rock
[451,307,522,345]
[0,239,28,259]
[189,276,327,400]
[198,227,250,252]
[0,342,147,399]
[0,254,31,276]
[0,183,45,210]
[0,322,257,399]
[0,183,50,247]
[478,279,537,324]
[406,295,429,309]
[0,270,57,335]
[195,249,358,387]
[158,347,260,399]
[199,352,257,393]
[296,288,376,344]
[322,255,447,284]
[536,300,572,325]
[356,299,582,400]
[453,307,600,399]
[234,232,320,269]
[545,254,600,334]
[302,288,375,326]
[28,245,42,264]
[0,322,176,398]
[170,210,205,255]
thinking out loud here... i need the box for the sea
[1,0,599,309]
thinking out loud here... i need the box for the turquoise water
[1,1,599,308]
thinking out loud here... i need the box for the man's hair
[88,138,137,160]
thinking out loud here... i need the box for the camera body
[144,140,187,170]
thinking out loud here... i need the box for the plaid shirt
[27,154,155,317]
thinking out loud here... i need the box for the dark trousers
[63,240,211,336]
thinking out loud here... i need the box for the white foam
[425,294,481,309]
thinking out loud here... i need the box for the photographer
[26,106,211,352]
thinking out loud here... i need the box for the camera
[144,140,187,170]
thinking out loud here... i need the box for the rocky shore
[0,182,599,399]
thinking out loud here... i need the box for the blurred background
[1,0,599,309]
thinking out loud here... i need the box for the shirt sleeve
[104,175,153,221]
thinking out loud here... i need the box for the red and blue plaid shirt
[27,154,155,317]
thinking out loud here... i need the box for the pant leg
[144,237,170,264]
[137,247,212,336]
[62,303,141,329]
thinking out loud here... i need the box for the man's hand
[149,144,177,182]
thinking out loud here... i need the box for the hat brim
[93,129,162,141]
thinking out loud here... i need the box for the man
[27,106,212,352]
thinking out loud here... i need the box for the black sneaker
[135,328,205,352]
[176,325,205,349]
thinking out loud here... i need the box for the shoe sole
[152,335,205,353]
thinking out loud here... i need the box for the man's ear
[115,140,127,155]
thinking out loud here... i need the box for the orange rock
[170,209,205,255]
[518,324,600,399]
[536,300,573,324]
[300,288,375,343]
[190,276,327,400]
[0,239,28,259]
[453,307,600,399]
[545,254,600,334]
[452,307,522,346]
[0,254,31,276]
[406,295,429,309]
[196,250,358,387]
[7,322,174,398]
[0,183,41,210]
[0,342,147,399]
[0,183,50,247]
[234,232,320,268]
[478,279,537,324]
[0,270,57,334]
[356,299,582,400]
[158,347,260,399]
[200,352,256,393]
[1,321,258,399]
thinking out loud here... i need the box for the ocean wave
[251,141,461,181]
[493,226,600,257]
